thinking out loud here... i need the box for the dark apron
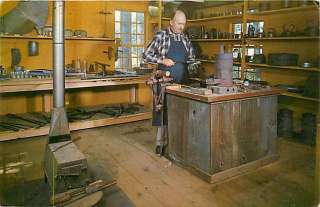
[158,36,188,84]
[152,37,188,126]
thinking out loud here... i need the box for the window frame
[115,10,145,71]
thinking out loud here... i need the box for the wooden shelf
[246,36,320,41]
[0,111,152,142]
[162,14,242,22]
[200,60,241,65]
[0,35,116,41]
[0,76,148,93]
[247,63,320,72]
[191,38,241,42]
[281,92,319,102]
[200,59,215,63]
[161,17,170,21]
[248,5,318,16]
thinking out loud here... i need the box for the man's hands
[160,58,175,67]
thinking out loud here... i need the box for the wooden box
[167,92,278,183]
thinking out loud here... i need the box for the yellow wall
[0,1,153,115]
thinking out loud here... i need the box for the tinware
[268,53,299,66]
[267,28,276,37]
[252,54,266,64]
[28,41,39,56]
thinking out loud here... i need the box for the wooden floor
[69,120,316,207]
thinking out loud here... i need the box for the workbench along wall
[0,1,152,115]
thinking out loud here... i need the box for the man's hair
[170,9,186,20]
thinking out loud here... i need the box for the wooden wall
[0,1,154,115]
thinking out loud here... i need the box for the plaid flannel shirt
[142,27,195,64]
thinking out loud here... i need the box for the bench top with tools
[166,85,283,103]
[0,76,149,93]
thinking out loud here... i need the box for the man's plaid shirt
[142,27,195,64]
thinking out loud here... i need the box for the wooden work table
[0,76,152,141]
[0,76,149,112]
[166,85,282,184]
[0,76,148,93]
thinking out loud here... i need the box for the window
[115,10,144,71]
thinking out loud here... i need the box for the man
[143,9,195,155]
[143,9,195,83]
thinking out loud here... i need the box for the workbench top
[0,76,149,93]
[166,85,282,103]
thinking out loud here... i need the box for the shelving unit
[247,63,320,72]
[246,36,320,41]
[200,59,241,66]
[162,14,242,22]
[247,5,317,16]
[160,1,319,140]
[0,35,116,41]
[191,38,241,42]
[281,92,319,102]
[0,108,152,142]
[244,1,319,140]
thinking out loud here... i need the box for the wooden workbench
[0,76,147,111]
[166,86,282,183]
[0,76,152,141]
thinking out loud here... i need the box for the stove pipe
[48,1,70,143]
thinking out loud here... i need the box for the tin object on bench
[74,30,87,37]
[64,29,74,37]
[215,52,233,87]
[301,113,316,145]
[277,108,293,138]
[28,41,39,56]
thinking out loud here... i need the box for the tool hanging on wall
[98,2,112,38]
[11,48,21,70]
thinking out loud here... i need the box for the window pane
[137,35,144,45]
[121,33,129,44]
[132,58,138,67]
[121,23,129,33]
[115,59,121,68]
[115,22,120,33]
[131,23,137,34]
[131,35,137,45]
[123,58,129,69]
[122,47,130,58]
[234,23,242,34]
[137,13,144,23]
[247,48,254,56]
[131,47,138,57]
[115,33,120,38]
[131,12,137,23]
[115,10,120,21]
[118,47,124,57]
[121,11,130,22]
[137,58,141,67]
[137,47,144,57]
[137,23,144,34]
